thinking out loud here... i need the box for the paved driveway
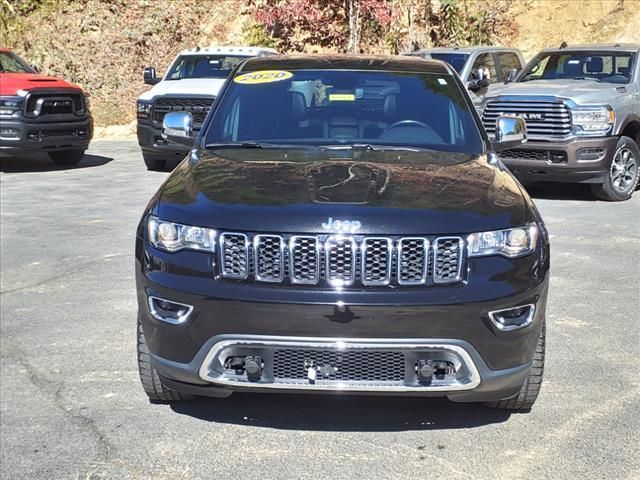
[1,141,638,480]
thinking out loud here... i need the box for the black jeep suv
[135,55,550,411]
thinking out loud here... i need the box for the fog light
[488,304,535,331]
[577,148,605,162]
[147,296,193,324]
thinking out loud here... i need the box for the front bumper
[137,122,192,159]
[136,236,550,402]
[0,116,92,155]
[499,136,618,183]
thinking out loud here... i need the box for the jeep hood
[157,149,529,235]
[0,72,83,96]
[486,79,627,104]
[137,78,226,101]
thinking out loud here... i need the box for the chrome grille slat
[253,235,285,283]
[361,238,393,286]
[289,236,320,284]
[433,237,464,284]
[218,233,465,287]
[220,233,249,279]
[482,99,572,141]
[397,238,429,285]
[325,236,357,287]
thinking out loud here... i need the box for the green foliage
[242,22,280,50]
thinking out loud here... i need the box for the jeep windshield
[0,51,36,73]
[167,55,248,80]
[520,50,636,84]
[204,69,483,154]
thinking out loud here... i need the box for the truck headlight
[148,216,216,252]
[571,106,614,136]
[467,226,538,258]
[0,96,23,116]
[137,100,153,120]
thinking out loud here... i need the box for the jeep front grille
[152,96,215,125]
[482,99,572,141]
[217,232,465,287]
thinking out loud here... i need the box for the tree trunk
[347,0,361,54]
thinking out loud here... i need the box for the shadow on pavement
[522,182,598,201]
[0,153,113,173]
[170,393,512,431]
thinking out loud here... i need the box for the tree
[246,0,391,53]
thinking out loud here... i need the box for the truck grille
[152,96,214,125]
[272,349,405,383]
[217,232,465,287]
[482,99,572,141]
[24,93,84,117]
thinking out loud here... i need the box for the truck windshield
[520,51,636,84]
[0,51,36,74]
[429,53,469,74]
[205,69,483,154]
[167,55,248,80]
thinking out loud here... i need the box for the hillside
[2,0,638,132]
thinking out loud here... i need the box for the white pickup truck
[136,46,278,170]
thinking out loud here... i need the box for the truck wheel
[590,136,639,201]
[48,149,85,166]
[486,322,545,412]
[137,313,194,402]
[143,153,167,171]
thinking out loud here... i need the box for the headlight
[137,100,153,119]
[571,106,614,136]
[467,225,538,258]
[148,216,216,252]
[83,95,91,112]
[0,96,23,116]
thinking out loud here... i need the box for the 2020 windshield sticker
[234,70,293,84]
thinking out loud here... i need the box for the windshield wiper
[204,142,265,149]
[571,76,601,82]
[319,143,422,152]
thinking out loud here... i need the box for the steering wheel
[384,120,430,131]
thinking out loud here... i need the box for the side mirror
[506,68,520,83]
[493,116,527,152]
[467,78,490,92]
[143,67,160,85]
[162,112,194,146]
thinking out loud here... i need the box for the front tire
[486,322,545,412]
[590,136,639,201]
[48,149,85,166]
[137,314,194,402]
[142,152,167,171]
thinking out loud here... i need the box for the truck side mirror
[493,116,527,152]
[162,112,195,147]
[143,67,160,85]
[506,68,520,83]
[467,78,490,92]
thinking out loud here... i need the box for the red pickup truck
[0,49,93,165]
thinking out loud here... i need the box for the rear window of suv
[520,51,636,84]
[205,69,483,154]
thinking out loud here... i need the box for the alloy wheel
[610,146,638,193]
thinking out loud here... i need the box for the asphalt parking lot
[1,140,639,480]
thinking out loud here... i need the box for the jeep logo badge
[322,217,362,233]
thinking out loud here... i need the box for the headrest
[585,57,603,73]
[563,58,583,77]
[383,95,396,121]
[618,66,631,76]
[291,91,306,121]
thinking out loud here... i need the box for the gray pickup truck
[481,44,640,201]
[404,46,525,98]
